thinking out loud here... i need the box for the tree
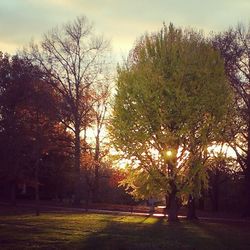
[89,82,111,203]
[0,53,44,205]
[27,16,111,205]
[213,24,250,216]
[206,147,238,212]
[110,24,232,221]
[23,78,70,216]
[0,53,71,214]
[0,54,20,204]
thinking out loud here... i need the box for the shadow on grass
[1,210,250,250]
[190,220,250,250]
[79,217,222,250]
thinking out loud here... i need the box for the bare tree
[81,81,111,205]
[213,23,250,216]
[91,82,111,202]
[27,16,111,205]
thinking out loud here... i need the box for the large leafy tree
[213,24,250,217]
[110,24,232,221]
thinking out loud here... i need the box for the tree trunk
[198,188,205,210]
[92,163,100,203]
[243,118,250,217]
[167,190,179,222]
[212,191,219,212]
[10,180,16,206]
[92,132,100,203]
[35,159,40,216]
[73,125,81,206]
[34,111,41,216]
[85,189,90,212]
[245,167,250,217]
[198,197,205,210]
[212,170,219,212]
[187,195,198,220]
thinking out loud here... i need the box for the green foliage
[120,166,168,200]
[110,24,232,201]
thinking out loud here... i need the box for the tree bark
[85,189,90,212]
[92,134,100,203]
[244,166,250,217]
[10,180,16,206]
[187,195,198,220]
[92,163,100,203]
[35,159,40,216]
[211,170,219,212]
[243,117,250,217]
[73,124,81,206]
[167,190,179,222]
[198,189,205,210]
[198,197,205,210]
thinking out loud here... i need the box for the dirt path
[0,201,249,223]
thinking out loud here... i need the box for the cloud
[0,0,249,58]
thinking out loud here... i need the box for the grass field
[0,206,250,249]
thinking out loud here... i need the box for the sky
[0,0,249,62]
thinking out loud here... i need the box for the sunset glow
[0,1,249,248]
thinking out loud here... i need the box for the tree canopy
[110,24,232,221]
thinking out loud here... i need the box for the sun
[166,150,172,157]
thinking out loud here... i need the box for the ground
[0,206,250,250]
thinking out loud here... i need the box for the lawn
[0,206,250,249]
